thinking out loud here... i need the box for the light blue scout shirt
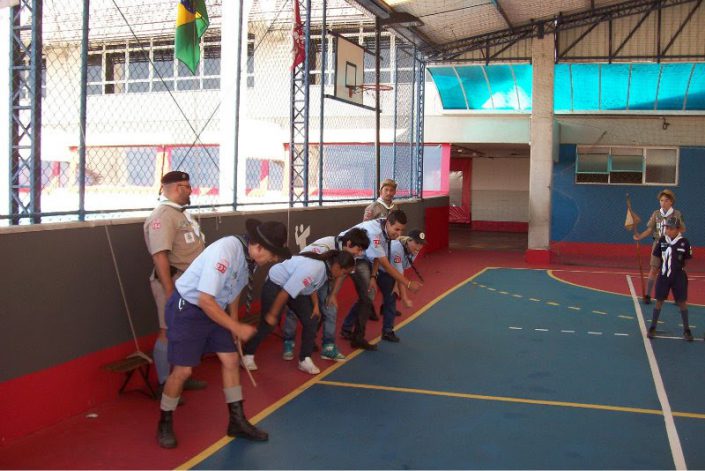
[340,219,388,261]
[175,236,248,308]
[302,236,338,254]
[268,256,327,298]
[380,239,416,274]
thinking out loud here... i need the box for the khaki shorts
[649,239,661,270]
[150,270,183,329]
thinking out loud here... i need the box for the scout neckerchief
[661,234,682,277]
[159,199,203,240]
[402,241,424,282]
[657,207,675,237]
[234,235,256,315]
[376,198,395,211]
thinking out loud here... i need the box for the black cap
[245,219,292,260]
[663,216,681,228]
[407,229,427,245]
[161,171,190,184]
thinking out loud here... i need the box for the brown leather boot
[227,401,268,441]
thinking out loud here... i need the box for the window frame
[575,145,679,186]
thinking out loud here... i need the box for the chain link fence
[3,0,427,225]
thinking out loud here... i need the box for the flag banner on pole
[291,0,305,70]
[625,196,641,231]
[175,0,209,75]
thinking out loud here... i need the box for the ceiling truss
[425,0,702,63]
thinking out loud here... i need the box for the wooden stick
[626,194,646,297]
[237,339,257,388]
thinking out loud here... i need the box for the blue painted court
[184,269,705,468]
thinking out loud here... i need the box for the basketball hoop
[349,83,394,98]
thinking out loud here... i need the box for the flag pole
[626,194,646,297]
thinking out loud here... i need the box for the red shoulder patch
[215,259,229,274]
[152,220,161,230]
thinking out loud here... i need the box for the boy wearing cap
[144,171,207,397]
[633,189,686,304]
[377,229,426,342]
[646,216,693,341]
[157,219,291,449]
[363,178,397,221]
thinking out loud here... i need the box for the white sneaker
[241,354,258,371]
[297,356,320,375]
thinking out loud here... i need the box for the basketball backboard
[331,33,365,107]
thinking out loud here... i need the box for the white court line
[509,326,523,330]
[561,330,575,333]
[534,328,549,332]
[614,333,630,337]
[587,331,603,335]
[627,275,687,470]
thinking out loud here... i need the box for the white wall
[471,157,529,222]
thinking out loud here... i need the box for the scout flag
[175,0,209,74]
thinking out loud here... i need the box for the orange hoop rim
[357,83,394,92]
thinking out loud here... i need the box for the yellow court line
[318,380,705,420]
[177,268,490,470]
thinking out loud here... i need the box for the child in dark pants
[646,216,693,341]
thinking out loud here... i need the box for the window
[87,35,222,95]
[575,146,678,185]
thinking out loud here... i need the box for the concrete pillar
[219,1,251,206]
[526,34,556,264]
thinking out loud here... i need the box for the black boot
[157,410,177,449]
[227,401,269,441]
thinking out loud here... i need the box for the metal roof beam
[428,0,699,62]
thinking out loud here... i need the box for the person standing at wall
[633,189,686,304]
[144,171,208,398]
[157,219,291,449]
[363,178,397,221]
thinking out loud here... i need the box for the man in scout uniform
[363,178,397,221]
[144,171,207,397]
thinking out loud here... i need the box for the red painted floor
[1,233,700,469]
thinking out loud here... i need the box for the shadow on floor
[449,224,527,252]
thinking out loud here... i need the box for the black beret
[161,171,190,184]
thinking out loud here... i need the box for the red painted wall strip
[424,206,450,253]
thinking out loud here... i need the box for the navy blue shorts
[655,271,688,303]
[165,291,237,367]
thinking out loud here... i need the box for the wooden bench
[102,354,156,399]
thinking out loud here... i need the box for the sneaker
[241,354,258,371]
[684,329,694,342]
[321,344,346,362]
[298,357,320,375]
[369,311,380,321]
[643,295,651,304]
[282,340,295,361]
[351,338,377,351]
[395,310,402,317]
[183,378,207,390]
[382,330,400,343]
[340,329,353,340]
[646,327,656,339]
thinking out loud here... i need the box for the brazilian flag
[175,0,209,75]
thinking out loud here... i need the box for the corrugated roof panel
[427,67,467,109]
[628,64,659,110]
[554,64,572,111]
[600,63,630,110]
[485,64,518,110]
[657,63,691,110]
[456,66,491,110]
[571,64,600,110]
[685,63,705,110]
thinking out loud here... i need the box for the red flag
[291,0,305,70]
